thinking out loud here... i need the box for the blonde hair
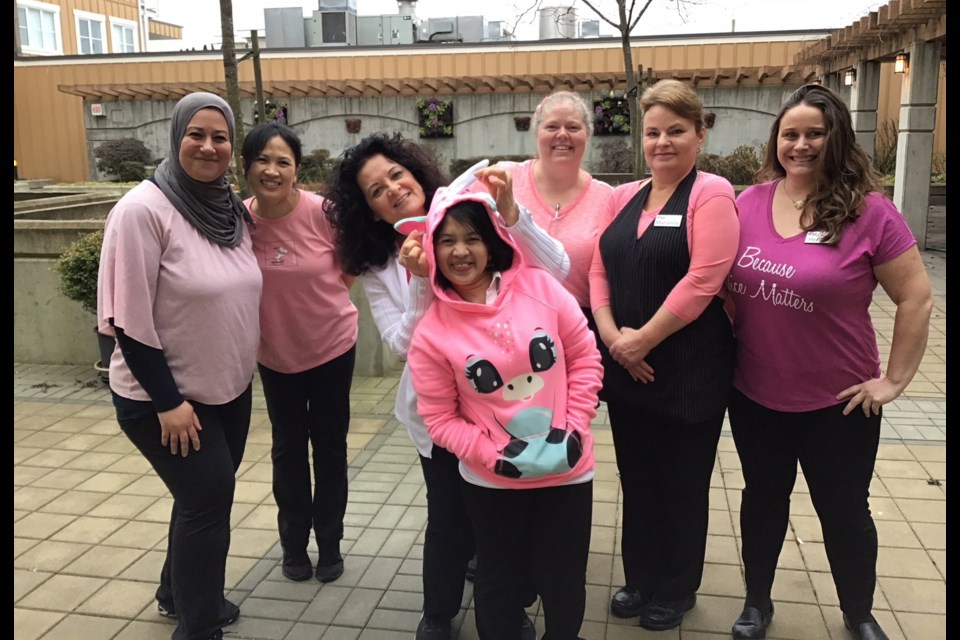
[639,79,706,133]
[532,91,592,138]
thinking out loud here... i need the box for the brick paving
[14,250,945,640]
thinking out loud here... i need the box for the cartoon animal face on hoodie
[403,170,593,481]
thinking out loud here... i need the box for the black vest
[598,168,734,423]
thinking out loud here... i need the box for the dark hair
[240,122,302,176]
[433,201,515,292]
[322,133,448,276]
[757,83,883,244]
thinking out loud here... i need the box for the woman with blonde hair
[501,90,614,329]
[590,79,740,630]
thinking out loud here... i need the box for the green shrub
[94,138,151,181]
[53,229,104,315]
[118,161,147,183]
[697,144,763,185]
[298,148,332,187]
[596,139,634,174]
[930,152,946,184]
[449,155,530,178]
[873,119,898,177]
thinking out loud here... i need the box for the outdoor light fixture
[895,52,909,74]
[844,68,856,86]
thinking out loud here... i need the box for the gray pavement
[14,250,945,640]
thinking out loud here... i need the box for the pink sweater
[589,172,739,322]
[504,159,613,307]
[407,189,603,489]
[98,181,262,405]
[246,190,358,373]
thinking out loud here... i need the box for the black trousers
[258,345,356,565]
[607,401,722,601]
[418,445,476,619]
[729,389,881,620]
[463,481,592,640]
[114,385,252,640]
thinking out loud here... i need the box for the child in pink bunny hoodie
[407,180,602,640]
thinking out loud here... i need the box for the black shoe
[843,614,890,640]
[157,598,240,626]
[732,602,774,639]
[638,593,696,631]
[416,614,452,640]
[315,558,344,583]
[610,586,648,618]
[465,555,478,582]
[520,612,537,640]
[281,552,313,582]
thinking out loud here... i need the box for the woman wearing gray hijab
[98,92,262,640]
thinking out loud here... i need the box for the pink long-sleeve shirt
[589,172,739,322]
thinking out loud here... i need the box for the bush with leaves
[872,119,898,178]
[94,138,151,181]
[53,229,104,314]
[118,161,147,183]
[596,139,634,174]
[696,144,763,186]
[298,148,333,188]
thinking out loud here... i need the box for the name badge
[804,231,827,244]
[654,214,682,228]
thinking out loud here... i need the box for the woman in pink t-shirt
[241,123,359,585]
[726,84,933,640]
[501,91,614,314]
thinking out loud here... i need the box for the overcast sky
[147,0,887,50]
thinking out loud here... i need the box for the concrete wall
[83,87,793,179]
[14,209,400,377]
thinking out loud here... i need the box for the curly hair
[322,133,448,276]
[757,83,883,244]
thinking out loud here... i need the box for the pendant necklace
[782,180,808,210]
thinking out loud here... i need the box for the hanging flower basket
[417,97,454,138]
[514,116,531,132]
[345,118,362,133]
[593,94,631,136]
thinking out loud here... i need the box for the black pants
[607,401,722,601]
[729,389,881,620]
[114,385,252,640]
[463,481,592,640]
[258,345,356,565]
[419,445,476,619]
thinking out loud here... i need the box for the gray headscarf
[153,92,253,248]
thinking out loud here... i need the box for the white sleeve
[362,266,434,359]
[500,203,570,280]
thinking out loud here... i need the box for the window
[17,1,62,55]
[76,11,106,55]
[111,18,138,53]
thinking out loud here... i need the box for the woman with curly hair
[726,84,932,640]
[323,133,565,640]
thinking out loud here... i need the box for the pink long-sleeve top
[503,159,613,307]
[589,172,739,322]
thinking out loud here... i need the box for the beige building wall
[14,37,946,183]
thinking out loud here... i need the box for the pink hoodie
[407,186,603,489]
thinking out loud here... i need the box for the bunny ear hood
[394,158,522,304]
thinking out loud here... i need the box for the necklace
[782,181,808,210]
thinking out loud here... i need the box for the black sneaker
[156,598,240,626]
[638,592,696,631]
[416,614,452,640]
[281,552,313,582]
[315,558,344,583]
[610,586,648,618]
